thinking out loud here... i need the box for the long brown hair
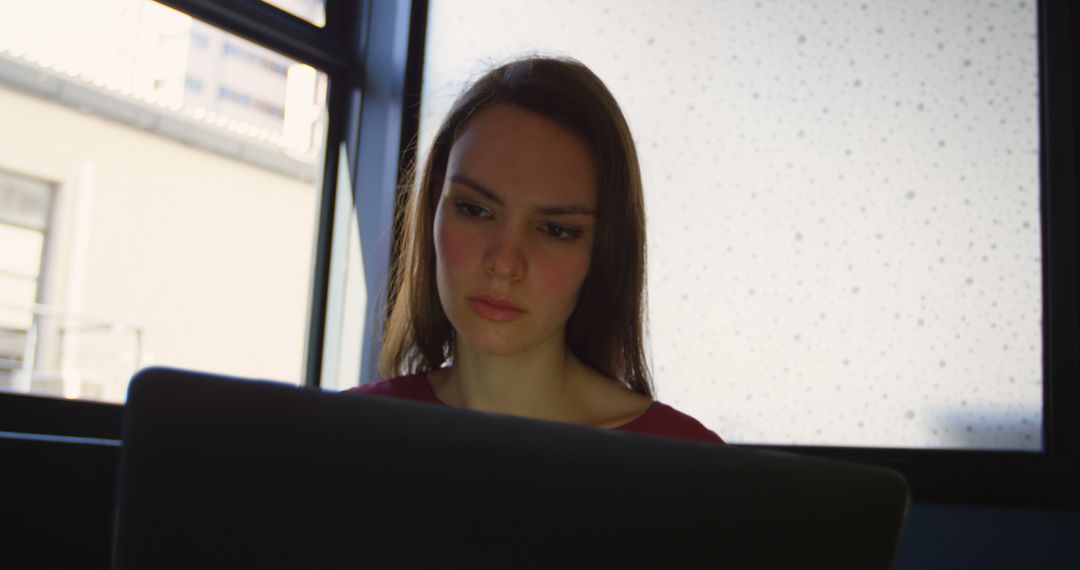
[380,56,652,398]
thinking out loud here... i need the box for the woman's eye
[455,201,490,219]
[541,222,582,241]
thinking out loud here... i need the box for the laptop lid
[112,367,909,569]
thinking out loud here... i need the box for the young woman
[349,56,722,445]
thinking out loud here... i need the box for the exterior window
[0,0,331,402]
[0,170,52,393]
[218,87,285,120]
[223,41,289,76]
[184,76,203,93]
[190,30,208,49]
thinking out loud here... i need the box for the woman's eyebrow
[449,173,503,205]
[536,204,596,217]
[448,173,596,217]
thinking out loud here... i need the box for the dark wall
[896,503,1080,569]
[5,437,119,570]
[6,435,1079,569]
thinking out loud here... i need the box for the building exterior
[0,0,329,401]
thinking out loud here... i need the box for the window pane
[0,274,38,329]
[0,169,52,230]
[421,0,1042,450]
[0,224,45,277]
[0,0,329,402]
[261,0,325,28]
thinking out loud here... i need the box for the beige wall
[0,86,317,400]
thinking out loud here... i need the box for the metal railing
[0,302,143,401]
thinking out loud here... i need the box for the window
[0,0,414,412]
[218,86,285,119]
[415,0,1078,506]
[223,41,290,76]
[0,0,332,401]
[0,169,53,392]
[420,0,1042,452]
[190,30,208,49]
[218,85,251,104]
[184,75,203,93]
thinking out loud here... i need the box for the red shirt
[344,373,724,445]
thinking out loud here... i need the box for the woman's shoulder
[342,373,442,404]
[616,402,725,445]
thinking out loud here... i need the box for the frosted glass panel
[421,0,1041,450]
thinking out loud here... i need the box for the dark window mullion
[301,74,353,390]
[1039,0,1079,492]
[302,0,363,389]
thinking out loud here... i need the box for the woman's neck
[434,337,585,422]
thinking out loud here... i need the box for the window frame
[396,0,1078,509]
[0,0,1074,511]
[0,0,420,432]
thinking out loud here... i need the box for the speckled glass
[419,0,1041,450]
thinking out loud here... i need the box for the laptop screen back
[112,367,909,569]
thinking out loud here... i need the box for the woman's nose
[483,231,526,282]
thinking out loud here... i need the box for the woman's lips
[468,295,525,322]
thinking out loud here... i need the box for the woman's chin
[450,310,566,359]
[463,337,526,358]
[456,327,536,358]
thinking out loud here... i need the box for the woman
[350,56,722,445]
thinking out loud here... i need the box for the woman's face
[434,103,597,357]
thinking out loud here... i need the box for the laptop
[111,367,909,569]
